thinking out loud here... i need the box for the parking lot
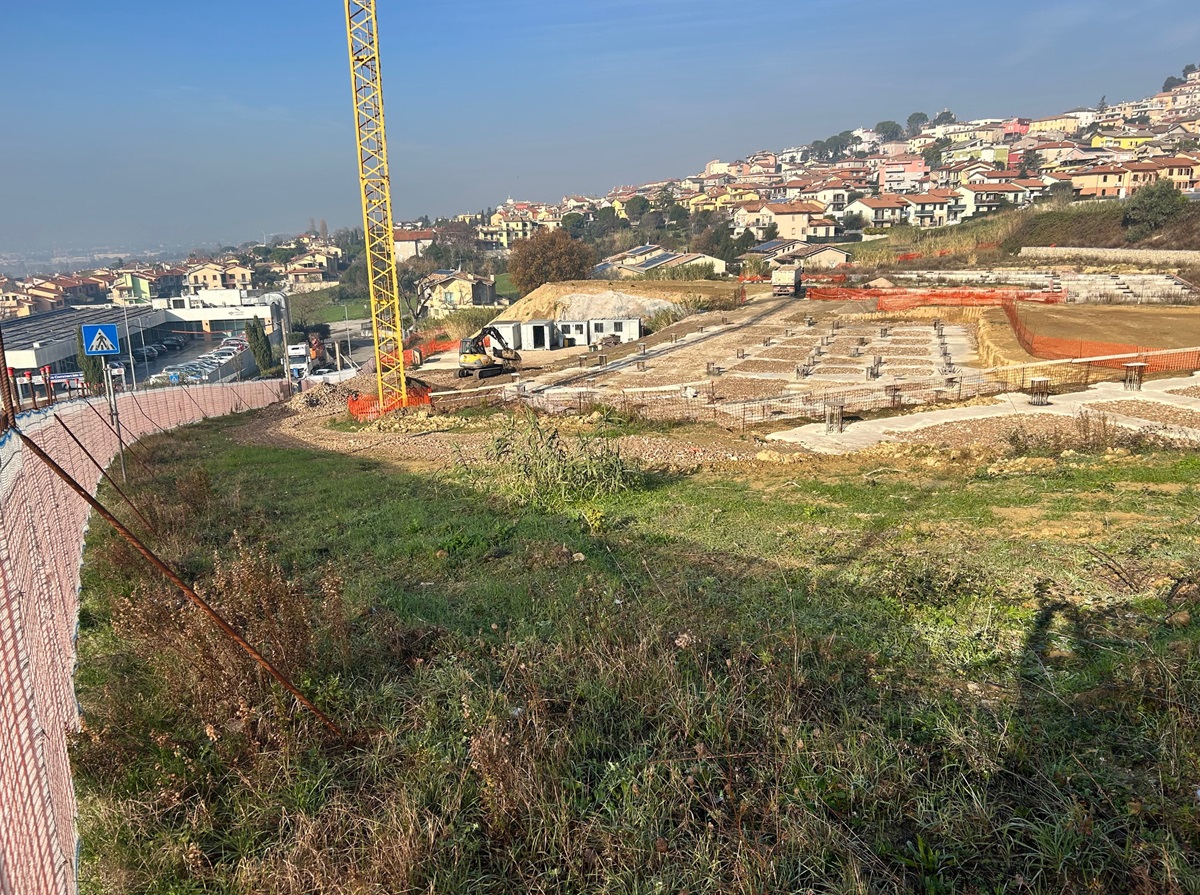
[116,336,253,387]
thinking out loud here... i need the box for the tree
[1048,181,1075,206]
[244,316,274,372]
[76,328,104,393]
[625,195,651,221]
[1019,150,1043,177]
[319,219,329,241]
[875,120,903,142]
[307,217,317,235]
[933,109,956,126]
[562,212,586,239]
[906,112,929,137]
[922,138,952,169]
[507,229,597,296]
[761,223,779,241]
[1123,180,1188,242]
[654,185,676,209]
[1186,63,1198,76]
[1097,95,1108,113]
[842,211,867,231]
[1164,75,1185,92]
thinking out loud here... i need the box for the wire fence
[419,346,1200,431]
[0,380,286,895]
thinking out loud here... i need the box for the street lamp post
[121,302,139,392]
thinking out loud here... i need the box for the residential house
[732,201,769,237]
[904,194,953,228]
[1122,161,1162,195]
[594,245,726,278]
[756,202,827,241]
[843,195,910,228]
[740,238,804,264]
[798,181,850,212]
[477,215,542,250]
[877,156,930,194]
[953,183,1027,217]
[419,270,502,319]
[185,262,252,294]
[291,249,339,274]
[1156,156,1199,191]
[1069,165,1131,199]
[945,141,1010,166]
[1028,114,1082,135]
[284,265,326,289]
[1090,131,1155,151]
[774,244,853,269]
[393,229,434,262]
[934,160,994,190]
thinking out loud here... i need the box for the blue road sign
[82,324,121,356]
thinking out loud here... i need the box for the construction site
[5,3,1200,894]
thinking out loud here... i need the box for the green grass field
[74,413,1200,893]
[495,271,519,299]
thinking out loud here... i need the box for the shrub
[1123,180,1189,241]
[456,415,642,510]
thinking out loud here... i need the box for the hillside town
[3,65,1199,325]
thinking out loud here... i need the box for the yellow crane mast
[344,0,408,409]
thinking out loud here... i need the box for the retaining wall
[1019,246,1200,266]
[0,381,286,895]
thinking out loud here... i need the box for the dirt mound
[503,280,736,322]
[286,382,357,416]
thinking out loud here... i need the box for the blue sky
[1,0,1198,253]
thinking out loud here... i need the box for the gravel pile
[617,435,760,468]
[1165,385,1200,399]
[1089,400,1200,430]
[363,411,466,434]
[286,383,356,417]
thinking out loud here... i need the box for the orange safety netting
[1002,303,1181,368]
[403,338,457,367]
[347,382,433,421]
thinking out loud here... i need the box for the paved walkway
[766,375,1200,454]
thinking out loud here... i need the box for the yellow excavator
[457,326,521,379]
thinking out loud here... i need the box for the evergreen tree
[244,317,274,372]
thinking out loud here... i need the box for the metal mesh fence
[424,347,1200,431]
[0,380,286,895]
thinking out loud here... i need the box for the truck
[771,265,802,297]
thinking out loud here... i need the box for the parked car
[131,347,155,362]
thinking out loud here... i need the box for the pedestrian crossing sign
[82,323,121,356]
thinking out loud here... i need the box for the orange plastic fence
[403,338,457,367]
[347,382,433,421]
[1002,303,1177,366]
